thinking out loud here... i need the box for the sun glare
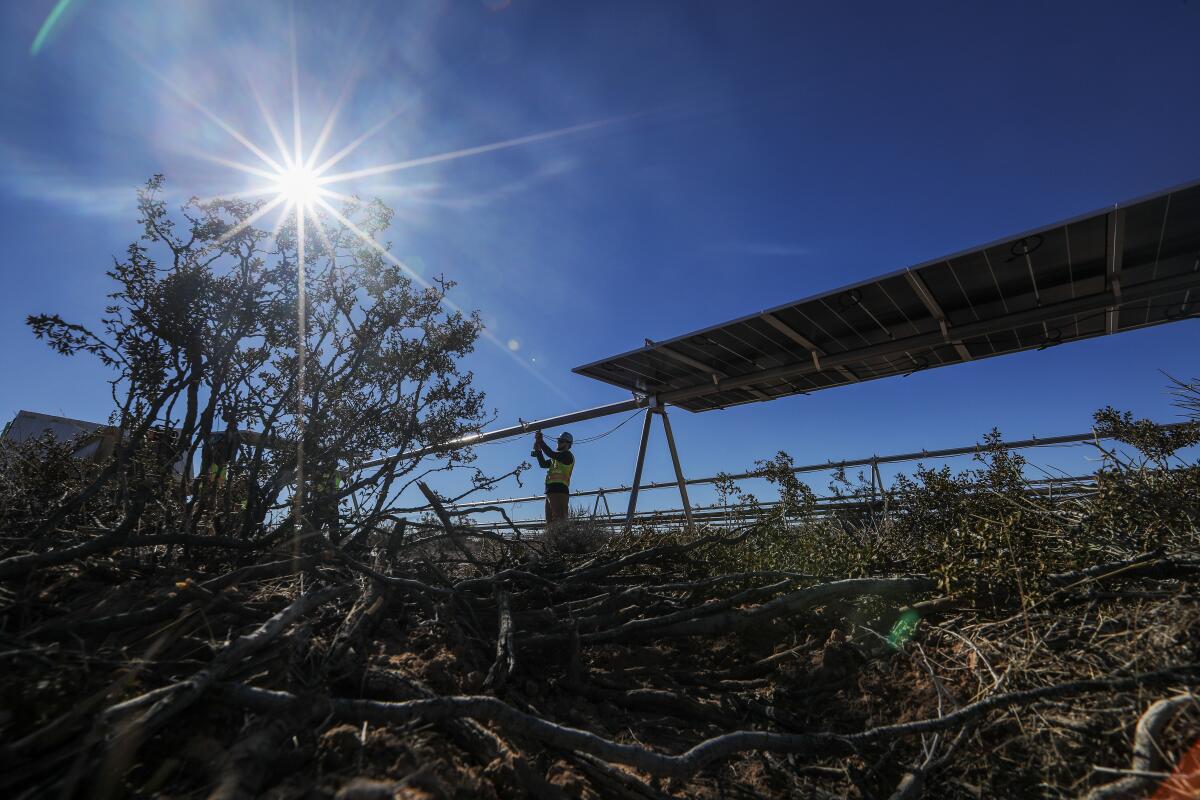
[167,41,616,405]
[274,165,320,208]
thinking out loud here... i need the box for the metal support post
[868,457,879,524]
[658,407,694,532]
[871,460,889,519]
[591,488,615,524]
[623,408,654,532]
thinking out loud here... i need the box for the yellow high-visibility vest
[546,457,573,489]
[315,473,343,493]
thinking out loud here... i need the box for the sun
[273,164,320,208]
[164,53,617,410]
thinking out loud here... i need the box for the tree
[23,175,515,553]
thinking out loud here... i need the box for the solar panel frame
[574,179,1200,412]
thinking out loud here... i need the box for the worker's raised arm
[533,431,552,467]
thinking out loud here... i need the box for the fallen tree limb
[28,555,320,638]
[336,551,452,601]
[981,551,1200,629]
[485,589,516,692]
[0,499,145,581]
[393,524,523,556]
[886,723,975,800]
[555,526,758,586]
[454,567,558,594]
[104,584,348,738]
[445,504,526,540]
[531,576,936,646]
[219,663,1200,779]
[207,711,311,800]
[1048,553,1200,587]
[566,578,796,639]
[563,680,731,727]
[122,534,263,550]
[418,481,484,570]
[1084,692,1198,800]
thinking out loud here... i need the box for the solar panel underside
[574,181,1200,412]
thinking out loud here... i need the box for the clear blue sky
[1,1,1198,517]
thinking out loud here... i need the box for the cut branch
[220,664,1200,779]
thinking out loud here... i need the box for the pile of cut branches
[2,477,1199,798]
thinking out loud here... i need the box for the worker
[532,430,574,529]
[200,425,239,535]
[205,427,239,492]
[313,467,345,543]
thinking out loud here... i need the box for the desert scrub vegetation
[662,404,1200,606]
[3,181,1200,798]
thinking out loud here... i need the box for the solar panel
[574,180,1200,412]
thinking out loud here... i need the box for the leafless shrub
[544,506,610,555]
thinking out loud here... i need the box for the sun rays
[152,39,621,407]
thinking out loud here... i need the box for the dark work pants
[545,492,569,527]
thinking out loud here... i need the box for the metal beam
[655,344,727,380]
[658,407,694,531]
[357,396,647,470]
[904,269,973,361]
[835,365,860,382]
[623,408,654,532]
[1107,209,1126,334]
[653,342,771,401]
[760,311,825,371]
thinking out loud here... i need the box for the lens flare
[887,609,921,649]
[30,0,74,56]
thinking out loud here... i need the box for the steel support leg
[658,407,694,532]
[591,489,615,527]
[873,460,889,519]
[869,458,879,524]
[624,409,654,532]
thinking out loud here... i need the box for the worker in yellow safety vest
[202,426,240,534]
[313,469,345,541]
[533,430,574,528]
[205,427,239,491]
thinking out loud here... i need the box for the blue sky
[1,1,1198,518]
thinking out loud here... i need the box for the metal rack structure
[450,424,1187,531]
[354,180,1200,530]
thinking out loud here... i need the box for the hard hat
[558,431,573,446]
